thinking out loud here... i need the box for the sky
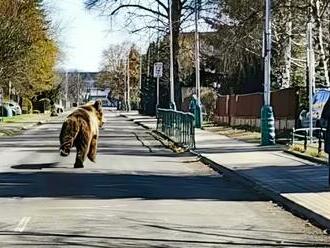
[45,0,210,72]
[45,0,132,72]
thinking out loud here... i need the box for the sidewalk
[123,112,330,231]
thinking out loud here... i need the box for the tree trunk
[172,0,182,109]
[282,0,292,88]
[312,0,330,87]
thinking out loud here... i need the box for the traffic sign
[153,62,163,78]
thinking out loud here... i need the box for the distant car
[88,97,117,110]
[100,98,112,107]
[3,101,22,115]
[0,104,13,117]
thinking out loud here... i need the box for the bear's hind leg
[87,135,98,162]
[74,131,92,168]
[60,119,79,157]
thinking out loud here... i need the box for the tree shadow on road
[0,228,328,248]
[0,170,267,201]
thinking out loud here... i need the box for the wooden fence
[214,88,298,130]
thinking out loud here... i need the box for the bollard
[292,128,295,145]
[318,129,323,156]
[261,105,276,146]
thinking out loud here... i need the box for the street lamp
[169,0,176,110]
[307,21,315,144]
[194,0,202,128]
[261,0,276,145]
[127,55,131,112]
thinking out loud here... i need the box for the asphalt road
[0,111,329,247]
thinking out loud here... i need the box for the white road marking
[15,217,31,232]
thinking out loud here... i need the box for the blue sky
[45,0,132,72]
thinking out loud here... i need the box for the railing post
[292,128,295,145]
[318,128,322,156]
[156,108,195,149]
[304,131,307,152]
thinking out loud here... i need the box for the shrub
[22,98,33,114]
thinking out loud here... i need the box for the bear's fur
[59,100,104,168]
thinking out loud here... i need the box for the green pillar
[189,96,202,128]
[261,105,276,145]
[195,102,202,128]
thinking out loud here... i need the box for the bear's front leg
[87,135,98,162]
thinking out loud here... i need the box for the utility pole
[65,71,68,109]
[127,54,131,112]
[264,0,271,107]
[194,0,202,128]
[261,0,276,145]
[8,81,11,101]
[156,10,161,110]
[169,0,176,110]
[139,53,143,90]
[307,16,315,143]
[77,72,80,106]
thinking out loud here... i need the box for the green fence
[156,108,196,149]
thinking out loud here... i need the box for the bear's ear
[94,100,102,110]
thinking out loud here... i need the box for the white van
[298,89,330,128]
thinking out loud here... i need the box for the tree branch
[110,4,167,19]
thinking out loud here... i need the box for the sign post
[153,62,163,109]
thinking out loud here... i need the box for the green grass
[204,125,261,143]
[1,113,49,123]
[289,143,327,162]
[0,129,22,136]
[0,113,51,137]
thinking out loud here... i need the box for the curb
[191,151,330,231]
[284,150,328,165]
[135,121,152,130]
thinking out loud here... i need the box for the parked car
[3,101,22,115]
[298,89,330,128]
[0,105,13,117]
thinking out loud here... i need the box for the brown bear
[59,100,104,168]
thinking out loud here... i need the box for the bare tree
[85,0,198,108]
[311,0,329,87]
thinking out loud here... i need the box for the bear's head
[93,100,105,127]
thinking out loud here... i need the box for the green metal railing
[156,108,196,149]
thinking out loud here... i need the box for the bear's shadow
[11,163,62,170]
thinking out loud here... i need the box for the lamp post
[65,71,68,109]
[194,0,202,128]
[139,53,143,90]
[127,55,131,112]
[261,0,276,145]
[307,20,315,144]
[169,0,176,110]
